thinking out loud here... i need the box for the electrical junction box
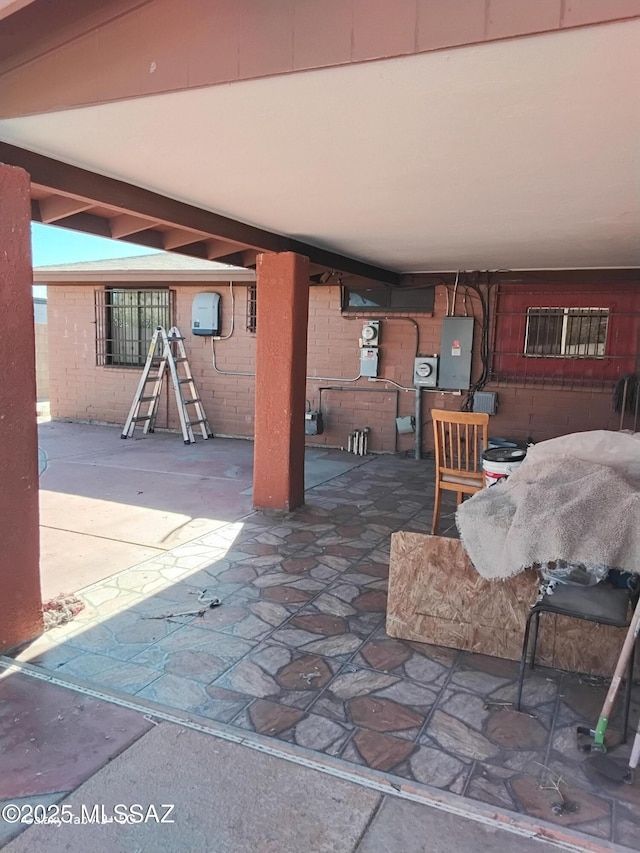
[439,316,474,389]
[361,320,380,347]
[473,391,498,415]
[360,347,379,377]
[413,356,438,388]
[396,415,415,434]
[192,292,221,336]
[305,410,324,436]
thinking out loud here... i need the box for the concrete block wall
[47,280,621,452]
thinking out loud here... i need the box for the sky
[32,222,159,298]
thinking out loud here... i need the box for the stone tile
[212,644,341,709]
[348,729,417,772]
[348,697,423,733]
[614,804,640,850]
[489,672,560,713]
[408,745,468,789]
[14,638,84,670]
[136,673,211,712]
[438,690,492,731]
[329,670,398,700]
[290,714,352,754]
[235,702,352,755]
[424,711,500,761]
[353,636,453,688]
[261,585,314,605]
[57,653,161,693]
[65,612,182,661]
[201,686,252,724]
[485,709,549,750]
[246,699,305,736]
[466,764,518,811]
[188,600,274,641]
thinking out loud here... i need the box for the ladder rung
[178,378,192,384]
[133,415,152,422]
[139,396,157,402]
[168,335,185,341]
[187,418,208,426]
[174,357,188,363]
[183,398,201,405]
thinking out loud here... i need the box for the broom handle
[594,594,640,743]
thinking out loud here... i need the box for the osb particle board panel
[386,532,627,676]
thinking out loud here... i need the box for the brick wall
[48,280,627,452]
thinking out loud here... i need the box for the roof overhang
[1,10,639,274]
[34,268,256,283]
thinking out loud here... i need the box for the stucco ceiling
[0,20,638,272]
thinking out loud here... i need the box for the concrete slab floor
[38,422,367,597]
[2,716,580,853]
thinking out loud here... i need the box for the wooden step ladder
[121,325,213,444]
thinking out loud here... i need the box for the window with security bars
[95,288,175,367]
[491,282,640,390]
[246,284,257,333]
[524,308,609,358]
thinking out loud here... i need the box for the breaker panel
[438,317,474,389]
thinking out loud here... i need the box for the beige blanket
[456,433,640,581]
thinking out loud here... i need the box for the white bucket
[482,447,527,487]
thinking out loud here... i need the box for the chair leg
[431,485,442,535]
[516,611,536,711]
[530,611,540,670]
[621,640,636,745]
[456,491,463,505]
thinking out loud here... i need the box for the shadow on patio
[7,424,640,850]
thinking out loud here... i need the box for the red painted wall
[0,165,43,652]
[493,282,640,384]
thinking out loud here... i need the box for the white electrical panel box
[192,292,221,336]
[413,356,439,388]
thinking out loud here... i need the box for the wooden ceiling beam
[38,194,92,223]
[1,142,400,284]
[162,228,208,250]
[110,213,158,238]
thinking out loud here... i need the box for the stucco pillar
[253,252,310,511]
[0,164,43,651]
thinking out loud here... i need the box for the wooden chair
[431,409,489,535]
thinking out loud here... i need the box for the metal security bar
[491,285,640,390]
[524,308,608,357]
[95,288,175,367]
[246,283,257,333]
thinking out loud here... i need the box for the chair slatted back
[431,409,489,477]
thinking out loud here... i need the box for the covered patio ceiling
[1,17,639,272]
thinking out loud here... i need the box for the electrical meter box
[439,316,474,389]
[361,320,380,347]
[192,292,221,336]
[413,356,438,388]
[305,410,324,436]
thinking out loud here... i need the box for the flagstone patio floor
[9,444,640,850]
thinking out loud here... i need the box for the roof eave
[34,269,257,283]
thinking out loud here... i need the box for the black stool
[516,581,637,743]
